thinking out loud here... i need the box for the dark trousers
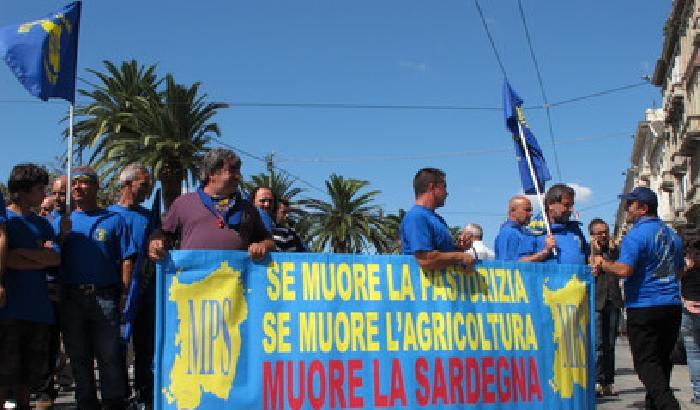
[60,286,127,410]
[133,282,155,407]
[627,305,682,410]
[35,300,60,399]
[596,301,621,385]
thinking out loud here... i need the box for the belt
[63,283,118,294]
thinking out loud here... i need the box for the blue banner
[155,251,595,409]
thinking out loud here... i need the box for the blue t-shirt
[257,208,275,233]
[53,209,136,286]
[0,210,56,323]
[45,208,61,223]
[618,217,683,308]
[107,204,151,255]
[494,220,535,261]
[520,221,588,265]
[400,205,455,255]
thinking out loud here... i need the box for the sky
[0,1,670,246]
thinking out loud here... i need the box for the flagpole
[516,121,556,255]
[66,104,73,213]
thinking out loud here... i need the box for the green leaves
[69,60,227,209]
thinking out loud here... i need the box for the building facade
[614,0,700,242]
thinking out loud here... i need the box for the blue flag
[503,80,551,194]
[121,188,161,343]
[0,2,81,103]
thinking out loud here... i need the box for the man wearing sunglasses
[53,166,135,410]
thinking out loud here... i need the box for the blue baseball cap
[619,186,658,209]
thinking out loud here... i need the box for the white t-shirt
[466,240,495,260]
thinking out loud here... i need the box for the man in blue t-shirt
[107,163,154,408]
[252,186,276,233]
[400,168,474,270]
[494,195,550,261]
[0,164,60,409]
[54,166,136,410]
[47,175,67,223]
[519,184,587,264]
[592,187,684,410]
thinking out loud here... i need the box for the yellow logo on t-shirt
[95,228,107,241]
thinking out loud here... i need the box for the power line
[577,198,620,212]
[276,131,629,164]
[473,0,507,79]
[0,82,650,110]
[517,0,562,181]
[550,81,650,108]
[212,138,327,195]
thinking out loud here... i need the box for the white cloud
[568,182,593,203]
[398,60,428,72]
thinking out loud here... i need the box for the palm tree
[132,74,228,208]
[241,171,304,203]
[70,60,227,209]
[299,174,392,253]
[383,208,406,254]
[71,60,160,164]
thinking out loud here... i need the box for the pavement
[598,336,696,409]
[37,336,700,409]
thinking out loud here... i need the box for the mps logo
[17,12,74,86]
[94,228,107,242]
[164,262,248,409]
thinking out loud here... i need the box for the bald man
[49,176,67,220]
[494,195,555,261]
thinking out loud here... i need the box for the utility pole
[265,152,275,187]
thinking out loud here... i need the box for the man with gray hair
[458,223,494,260]
[149,148,274,261]
[107,163,154,408]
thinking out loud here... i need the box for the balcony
[661,171,675,191]
[671,152,689,173]
[679,114,700,154]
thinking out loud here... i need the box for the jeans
[60,286,127,410]
[627,305,682,410]
[596,301,621,385]
[681,307,700,402]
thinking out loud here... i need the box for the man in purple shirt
[148,148,274,260]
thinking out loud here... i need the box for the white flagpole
[66,104,73,214]
[516,120,556,255]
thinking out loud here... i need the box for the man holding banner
[400,167,474,270]
[519,184,587,265]
[148,148,274,261]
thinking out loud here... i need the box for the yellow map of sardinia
[543,276,589,399]
[163,261,248,409]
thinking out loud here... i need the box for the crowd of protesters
[0,156,696,410]
[400,167,693,410]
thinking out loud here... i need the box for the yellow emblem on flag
[95,228,107,242]
[17,13,73,86]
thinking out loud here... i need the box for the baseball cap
[619,186,658,209]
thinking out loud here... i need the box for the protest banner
[155,251,594,409]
